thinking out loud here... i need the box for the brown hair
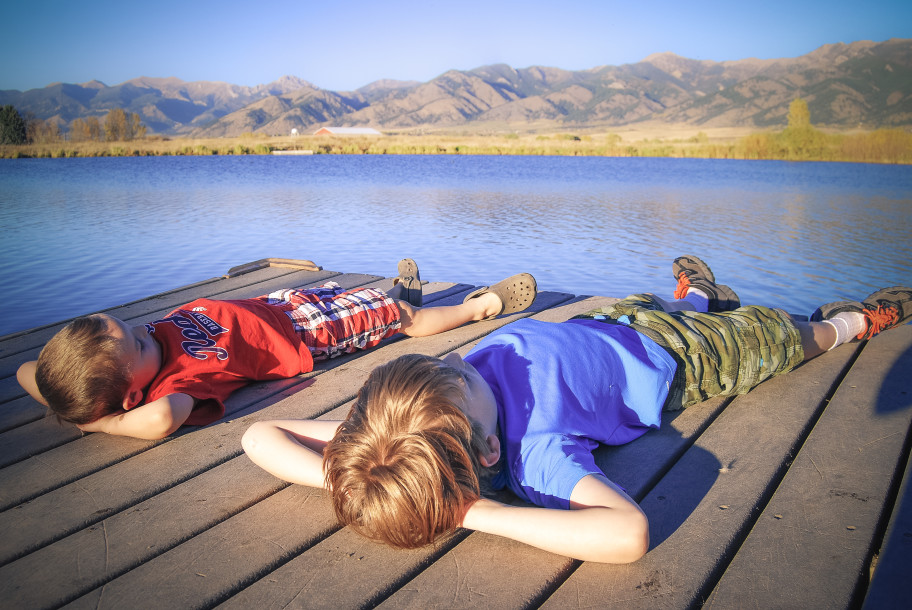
[323,353,493,549]
[35,315,132,424]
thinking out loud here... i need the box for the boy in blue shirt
[242,256,911,563]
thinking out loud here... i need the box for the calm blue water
[1,155,911,337]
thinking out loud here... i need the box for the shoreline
[2,126,910,164]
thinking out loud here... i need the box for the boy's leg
[385,258,423,307]
[605,255,743,315]
[649,305,806,410]
[672,255,741,312]
[810,286,912,349]
[647,285,912,408]
[578,255,738,318]
[398,273,537,337]
[577,296,806,410]
[650,294,696,313]
[396,297,499,337]
[794,319,839,360]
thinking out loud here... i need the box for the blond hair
[323,354,492,549]
[35,315,131,424]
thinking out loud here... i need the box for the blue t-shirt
[464,318,676,509]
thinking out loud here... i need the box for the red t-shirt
[142,298,314,425]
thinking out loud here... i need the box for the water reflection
[0,155,910,336]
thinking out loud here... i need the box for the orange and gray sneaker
[672,255,741,312]
[811,286,912,340]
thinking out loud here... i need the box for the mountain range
[2,38,910,137]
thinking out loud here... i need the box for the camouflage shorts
[574,294,804,410]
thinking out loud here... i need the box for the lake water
[1,155,911,337]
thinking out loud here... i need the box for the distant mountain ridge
[2,39,910,136]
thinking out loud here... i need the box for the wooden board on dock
[1,260,909,609]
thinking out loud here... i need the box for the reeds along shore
[2,127,910,164]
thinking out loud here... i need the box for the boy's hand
[75,393,195,440]
[75,416,116,434]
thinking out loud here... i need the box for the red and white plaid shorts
[259,282,401,360]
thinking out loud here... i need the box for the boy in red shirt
[17,260,536,440]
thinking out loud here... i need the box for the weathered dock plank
[864,447,912,609]
[705,323,912,608]
[1,262,908,610]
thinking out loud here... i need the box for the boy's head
[36,314,162,423]
[323,353,500,549]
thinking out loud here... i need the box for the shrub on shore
[1,128,909,164]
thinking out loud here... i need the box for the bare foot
[471,292,503,320]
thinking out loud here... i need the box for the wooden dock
[1,261,910,609]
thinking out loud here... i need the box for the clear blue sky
[3,0,910,92]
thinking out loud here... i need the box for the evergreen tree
[0,105,27,144]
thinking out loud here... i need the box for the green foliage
[775,98,828,159]
[0,105,27,144]
[787,99,811,129]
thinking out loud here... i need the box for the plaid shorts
[260,282,401,360]
[575,293,804,410]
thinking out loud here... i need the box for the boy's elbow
[628,516,650,563]
[140,394,194,440]
[241,422,268,457]
[140,402,190,440]
[614,510,650,564]
[143,410,180,440]
[591,508,649,564]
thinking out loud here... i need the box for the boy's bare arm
[242,419,343,488]
[76,393,195,440]
[17,361,49,406]
[461,473,649,564]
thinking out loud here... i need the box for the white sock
[823,318,849,350]
[823,312,867,350]
[683,288,709,313]
[835,311,867,338]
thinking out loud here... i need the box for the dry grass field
[2,125,909,164]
